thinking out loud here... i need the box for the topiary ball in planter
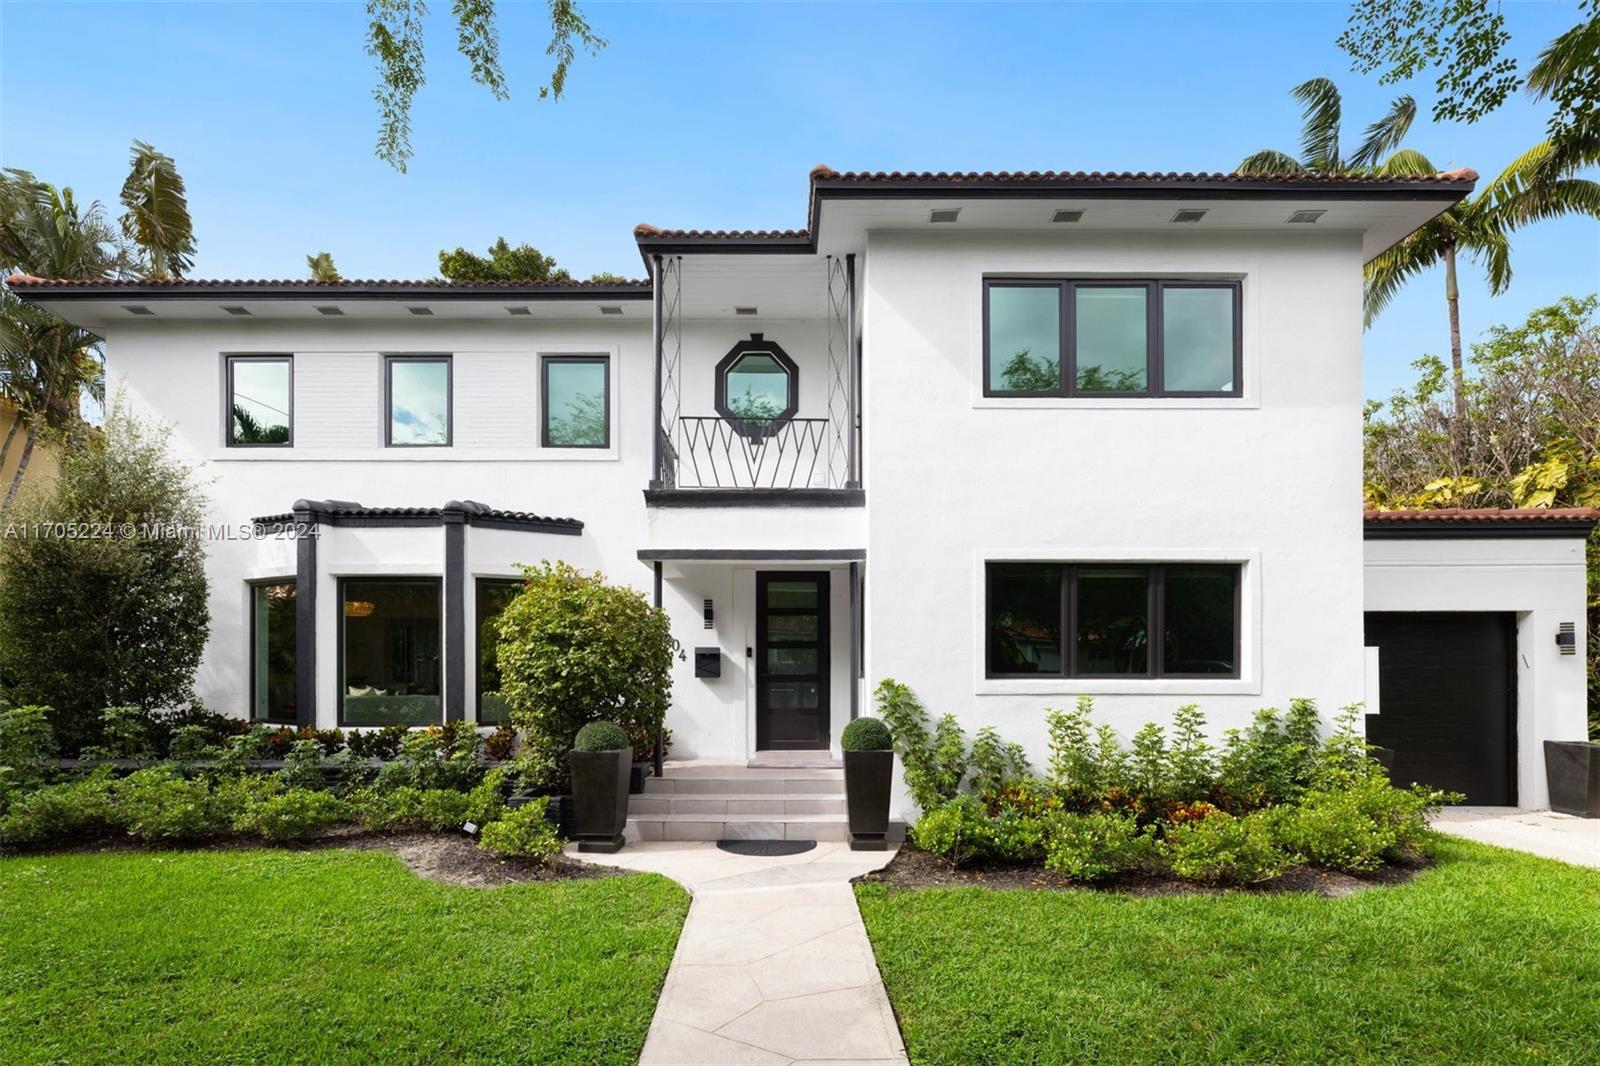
[570,720,632,853]
[841,716,892,751]
[841,716,894,850]
[574,720,630,752]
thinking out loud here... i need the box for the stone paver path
[1433,807,1600,868]
[566,839,908,1065]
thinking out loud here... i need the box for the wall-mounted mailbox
[694,647,722,678]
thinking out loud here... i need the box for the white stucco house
[12,165,1595,820]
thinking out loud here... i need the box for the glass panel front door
[756,572,830,750]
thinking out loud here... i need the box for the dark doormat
[717,840,816,857]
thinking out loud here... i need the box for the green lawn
[858,838,1600,1065]
[0,849,688,1065]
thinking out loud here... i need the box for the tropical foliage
[1365,295,1600,734]
[306,251,341,281]
[1237,77,1420,175]
[366,0,606,171]
[0,404,210,751]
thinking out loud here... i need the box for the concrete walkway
[1433,808,1600,868]
[566,839,908,1065]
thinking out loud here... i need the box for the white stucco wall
[1363,535,1591,809]
[859,228,1370,772]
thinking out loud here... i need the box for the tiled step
[645,775,845,796]
[628,812,851,842]
[630,793,845,816]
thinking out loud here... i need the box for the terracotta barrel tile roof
[1364,507,1600,523]
[809,166,1481,185]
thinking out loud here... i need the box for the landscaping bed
[858,841,1427,898]
[857,838,1600,1064]
[0,848,688,1065]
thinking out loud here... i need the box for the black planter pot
[1371,746,1396,772]
[1544,741,1600,818]
[570,747,632,852]
[630,762,651,795]
[844,749,893,851]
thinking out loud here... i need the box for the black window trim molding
[540,353,611,449]
[247,576,298,724]
[225,353,294,448]
[384,353,453,448]
[473,575,524,723]
[985,561,1242,681]
[336,574,446,728]
[714,333,801,439]
[982,277,1244,399]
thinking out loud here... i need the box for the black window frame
[336,575,445,728]
[474,576,524,723]
[248,577,298,724]
[714,334,800,439]
[384,354,453,448]
[540,354,611,449]
[983,279,1243,399]
[985,562,1242,680]
[225,354,294,447]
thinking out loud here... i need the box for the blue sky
[3,0,1595,400]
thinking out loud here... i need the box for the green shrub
[875,680,968,812]
[277,739,335,791]
[1045,697,1129,804]
[968,725,1029,795]
[910,794,990,865]
[0,771,117,846]
[497,561,676,787]
[1276,776,1454,871]
[573,720,629,752]
[466,766,511,825]
[345,724,408,760]
[478,800,562,860]
[78,706,159,763]
[986,808,1048,863]
[1162,810,1290,884]
[840,717,892,752]
[0,406,209,754]
[234,789,354,843]
[0,705,58,799]
[212,773,282,818]
[115,768,229,842]
[352,787,474,832]
[1043,811,1161,881]
[373,727,480,792]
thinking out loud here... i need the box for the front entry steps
[628,761,906,844]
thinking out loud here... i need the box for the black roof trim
[637,548,866,561]
[253,499,582,535]
[1364,519,1598,540]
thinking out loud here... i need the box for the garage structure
[1363,508,1597,810]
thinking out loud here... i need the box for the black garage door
[1364,612,1517,806]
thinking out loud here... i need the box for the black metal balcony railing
[661,415,841,490]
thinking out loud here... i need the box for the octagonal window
[715,334,799,435]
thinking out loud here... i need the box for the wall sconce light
[1556,622,1577,655]
[703,598,714,629]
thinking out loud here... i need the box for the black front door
[1364,611,1517,805]
[756,571,830,750]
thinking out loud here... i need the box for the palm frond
[1291,77,1343,171]
[1376,148,1440,177]
[1526,15,1600,101]
[1363,224,1449,326]
[1236,150,1304,175]
[1462,225,1514,295]
[1350,95,1417,170]
[119,140,196,280]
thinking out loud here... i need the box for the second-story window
[542,355,610,448]
[386,355,451,446]
[227,355,292,446]
[985,280,1240,398]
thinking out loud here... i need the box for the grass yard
[0,848,688,1065]
[857,838,1600,1064]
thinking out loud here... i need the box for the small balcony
[643,253,862,508]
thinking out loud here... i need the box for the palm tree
[1238,77,1418,175]
[306,251,341,281]
[119,141,195,280]
[1365,143,1600,410]
[0,142,196,509]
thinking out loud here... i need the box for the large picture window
[227,355,292,445]
[541,355,610,448]
[986,562,1240,678]
[386,355,451,446]
[984,280,1240,397]
[475,578,524,724]
[250,581,297,722]
[339,577,443,726]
